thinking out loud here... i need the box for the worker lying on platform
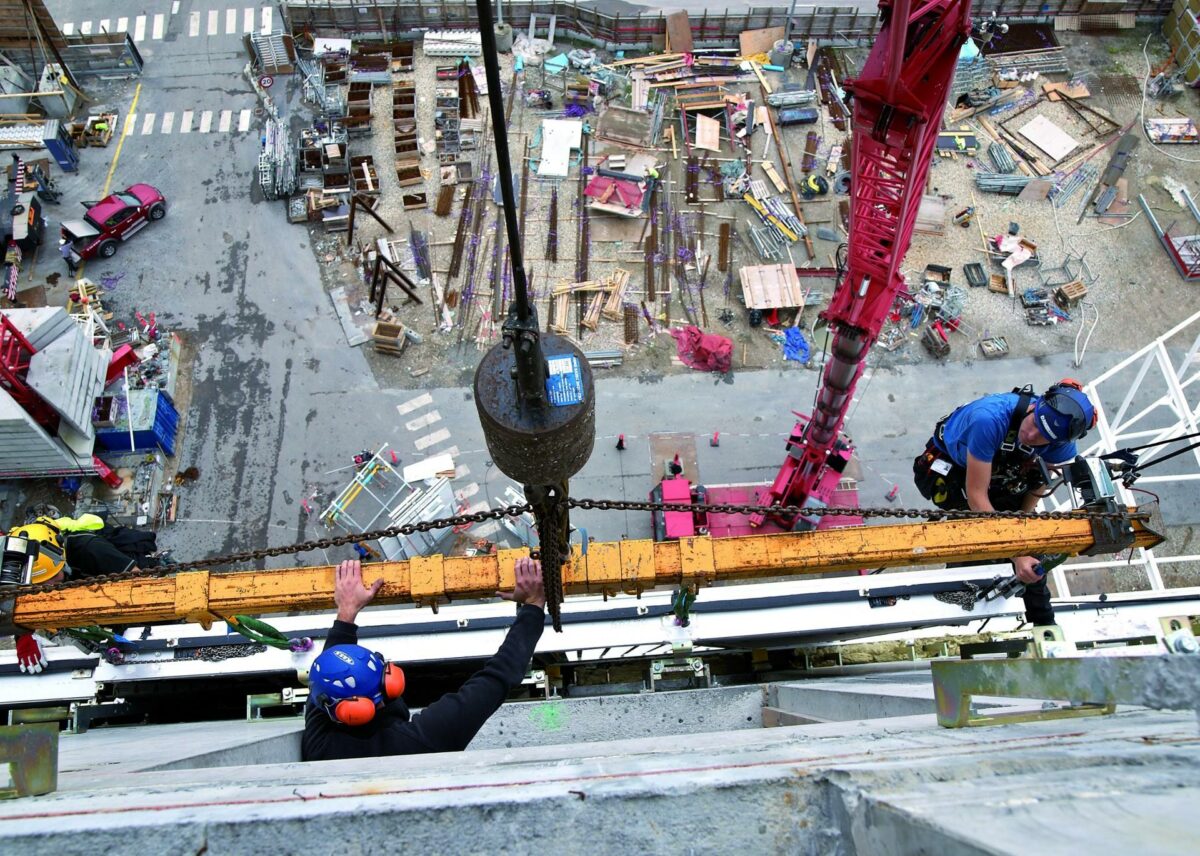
[912,380,1097,626]
[2,513,159,674]
[302,557,545,762]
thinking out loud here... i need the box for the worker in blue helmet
[302,557,545,761]
[913,380,1097,626]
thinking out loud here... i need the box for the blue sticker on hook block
[546,354,584,407]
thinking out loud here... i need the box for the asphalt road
[36,2,1200,574]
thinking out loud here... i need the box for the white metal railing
[1044,309,1200,596]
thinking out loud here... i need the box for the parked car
[60,184,166,265]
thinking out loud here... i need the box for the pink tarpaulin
[670,325,732,373]
[584,176,645,209]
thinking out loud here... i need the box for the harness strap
[999,385,1034,453]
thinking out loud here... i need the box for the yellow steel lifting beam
[10,511,1165,631]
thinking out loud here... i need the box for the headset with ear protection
[310,645,406,726]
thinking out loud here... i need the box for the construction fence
[282,1,1176,48]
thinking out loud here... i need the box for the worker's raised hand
[1012,555,1043,584]
[499,557,546,610]
[334,559,384,624]
[15,633,47,675]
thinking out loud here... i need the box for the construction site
[0,0,1197,852]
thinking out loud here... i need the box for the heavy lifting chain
[4,499,1146,603]
[526,481,571,632]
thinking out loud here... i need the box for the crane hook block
[474,333,596,486]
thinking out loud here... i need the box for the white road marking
[218,110,232,133]
[415,429,451,451]
[198,110,213,133]
[152,13,165,39]
[442,446,460,458]
[172,1,181,14]
[207,10,218,36]
[80,21,92,35]
[123,113,136,136]
[472,521,501,537]
[405,411,442,432]
[454,465,471,479]
[62,23,74,36]
[134,15,145,41]
[237,108,251,133]
[117,17,128,32]
[225,9,237,34]
[396,393,433,415]
[160,112,174,134]
[455,483,480,500]
[243,8,255,33]
[260,7,273,34]
[99,19,110,32]
[179,110,193,133]
[188,11,199,37]
[141,113,155,135]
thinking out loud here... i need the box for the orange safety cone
[710,431,720,447]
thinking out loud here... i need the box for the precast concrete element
[1,708,1198,855]
[932,653,1200,727]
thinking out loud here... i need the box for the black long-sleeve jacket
[301,603,545,762]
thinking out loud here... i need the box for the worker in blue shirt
[913,380,1097,625]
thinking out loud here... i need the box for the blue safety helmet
[309,645,385,709]
[1033,384,1096,443]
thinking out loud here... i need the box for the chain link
[6,497,1144,599]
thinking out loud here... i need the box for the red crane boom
[754,0,972,528]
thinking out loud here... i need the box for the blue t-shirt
[935,392,1076,468]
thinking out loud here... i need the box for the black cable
[475,0,529,321]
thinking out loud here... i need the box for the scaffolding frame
[320,443,413,533]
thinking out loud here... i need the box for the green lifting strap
[228,615,292,650]
[63,625,118,646]
[671,587,698,628]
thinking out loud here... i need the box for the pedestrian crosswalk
[395,392,494,533]
[121,109,257,138]
[60,6,273,42]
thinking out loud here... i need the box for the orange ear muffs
[381,662,406,701]
[332,696,379,727]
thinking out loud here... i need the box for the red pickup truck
[60,183,166,265]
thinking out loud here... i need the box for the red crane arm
[754,0,972,528]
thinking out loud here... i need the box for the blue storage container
[94,389,178,455]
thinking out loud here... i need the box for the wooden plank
[761,161,787,193]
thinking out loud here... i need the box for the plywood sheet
[1017,114,1079,161]
[664,11,694,53]
[694,114,720,151]
[740,264,804,309]
[538,119,583,177]
[740,26,785,57]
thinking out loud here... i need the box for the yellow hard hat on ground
[6,522,66,584]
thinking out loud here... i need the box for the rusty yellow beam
[10,512,1164,631]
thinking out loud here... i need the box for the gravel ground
[303,26,1199,396]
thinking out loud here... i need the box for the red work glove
[16,633,47,674]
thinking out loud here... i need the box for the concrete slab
[2,707,1196,855]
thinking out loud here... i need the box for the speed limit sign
[259,75,275,89]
